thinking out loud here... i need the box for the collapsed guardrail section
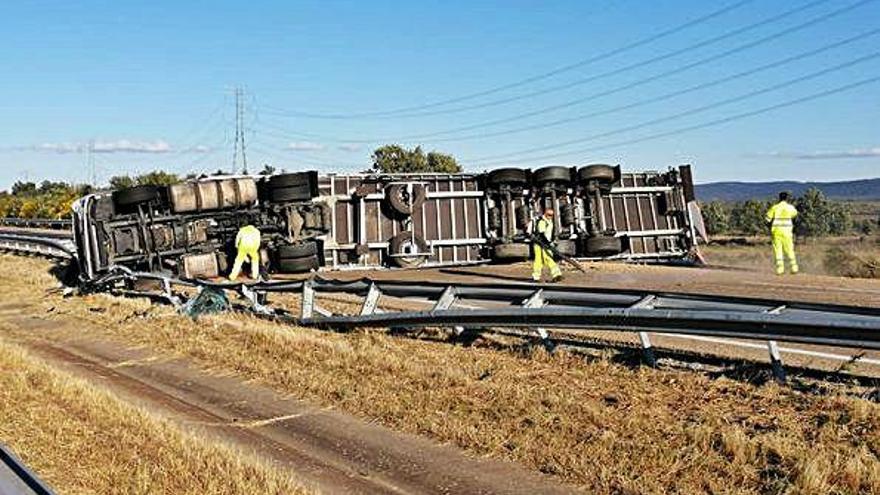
[0,233,75,259]
[85,269,880,382]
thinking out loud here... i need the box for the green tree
[730,199,770,235]
[426,151,462,173]
[371,145,461,173]
[794,188,852,237]
[136,170,179,186]
[109,175,136,190]
[699,201,730,235]
[11,181,37,196]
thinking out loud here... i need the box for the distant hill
[695,178,880,202]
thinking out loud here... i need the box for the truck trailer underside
[72,164,703,281]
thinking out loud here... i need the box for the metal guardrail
[0,443,55,495]
[3,228,879,381]
[83,269,880,381]
[0,234,75,259]
[0,218,72,230]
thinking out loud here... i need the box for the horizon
[2,1,879,187]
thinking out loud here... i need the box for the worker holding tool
[531,207,564,283]
[765,192,799,275]
[229,224,262,281]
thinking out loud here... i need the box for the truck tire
[533,166,571,186]
[560,203,576,226]
[487,168,527,187]
[493,242,530,261]
[555,239,577,257]
[577,164,616,185]
[277,242,318,259]
[270,184,313,203]
[386,184,427,216]
[277,255,320,273]
[112,185,161,208]
[388,232,429,269]
[267,172,317,202]
[268,172,315,189]
[584,235,623,256]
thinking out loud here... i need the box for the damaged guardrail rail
[3,228,879,382]
[81,267,880,380]
[0,233,76,259]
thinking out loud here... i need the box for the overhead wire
[261,0,756,119]
[468,71,880,167]
[322,0,873,143]
[465,51,880,165]
[394,27,880,144]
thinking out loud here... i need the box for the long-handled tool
[531,235,587,274]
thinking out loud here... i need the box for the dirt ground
[1,254,879,494]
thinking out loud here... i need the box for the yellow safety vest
[235,225,261,250]
[535,216,555,242]
[765,201,797,231]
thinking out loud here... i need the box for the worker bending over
[765,192,799,275]
[229,224,262,281]
[532,207,563,283]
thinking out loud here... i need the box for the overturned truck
[72,164,702,280]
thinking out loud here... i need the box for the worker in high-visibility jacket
[765,192,799,275]
[531,208,563,283]
[229,224,262,281]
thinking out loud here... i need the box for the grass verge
[0,337,309,495]
[2,255,879,494]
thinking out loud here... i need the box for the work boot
[552,274,563,283]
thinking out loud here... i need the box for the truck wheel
[492,242,530,261]
[112,185,161,208]
[268,172,316,189]
[277,255,320,273]
[267,172,317,202]
[388,232,429,269]
[533,166,571,186]
[270,185,314,202]
[386,184,427,216]
[584,235,623,256]
[577,164,617,185]
[555,239,577,257]
[487,168,527,187]
[277,241,318,259]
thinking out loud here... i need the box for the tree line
[700,187,877,237]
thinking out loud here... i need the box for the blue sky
[1,0,878,188]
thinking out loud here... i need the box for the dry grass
[2,255,880,494]
[703,236,880,278]
[0,337,310,495]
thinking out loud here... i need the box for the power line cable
[465,51,880,165]
[470,75,880,167]
[328,0,872,142]
[262,0,755,119]
[300,0,834,121]
[397,28,880,144]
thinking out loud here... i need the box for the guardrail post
[630,295,658,367]
[637,332,657,368]
[764,305,787,382]
[301,281,315,319]
[360,283,382,316]
[523,289,554,352]
[767,340,786,383]
[433,286,465,337]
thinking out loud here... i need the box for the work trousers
[230,245,261,281]
[532,245,562,281]
[771,228,798,275]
